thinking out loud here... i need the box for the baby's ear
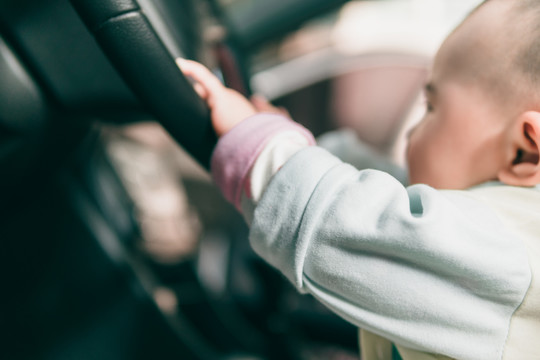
[498,111,540,186]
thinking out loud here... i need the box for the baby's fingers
[176,58,224,99]
[251,94,291,118]
[251,94,274,112]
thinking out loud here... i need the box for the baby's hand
[176,59,256,136]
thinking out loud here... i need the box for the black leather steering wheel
[69,0,217,169]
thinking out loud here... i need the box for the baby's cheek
[405,147,421,184]
[406,135,435,185]
[406,130,424,164]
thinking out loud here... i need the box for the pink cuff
[211,113,316,211]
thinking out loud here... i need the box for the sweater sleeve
[210,113,315,212]
[249,147,531,360]
[210,114,531,360]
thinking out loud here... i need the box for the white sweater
[210,114,540,360]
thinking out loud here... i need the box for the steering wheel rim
[69,0,217,169]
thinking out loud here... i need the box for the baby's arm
[178,58,315,213]
[178,60,530,360]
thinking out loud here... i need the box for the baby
[178,0,540,359]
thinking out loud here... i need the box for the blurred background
[247,0,484,165]
[0,0,483,359]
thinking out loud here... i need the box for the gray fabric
[317,129,408,185]
[250,147,531,360]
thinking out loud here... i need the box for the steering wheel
[66,2,360,357]
[69,0,217,169]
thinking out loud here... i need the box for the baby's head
[406,0,540,189]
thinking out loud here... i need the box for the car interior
[0,0,443,359]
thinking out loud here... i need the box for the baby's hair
[471,0,540,98]
[484,0,540,84]
[512,1,540,85]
